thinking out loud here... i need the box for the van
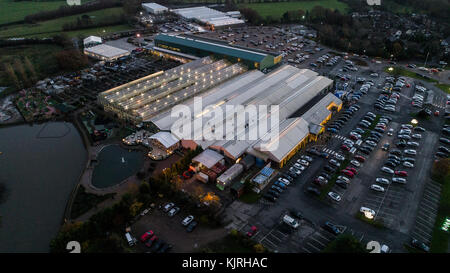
[283,215,299,229]
[125,232,136,246]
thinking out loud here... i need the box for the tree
[129,201,144,217]
[322,234,367,253]
[253,243,265,253]
[432,158,450,183]
[13,59,29,88]
[3,63,20,89]
[54,50,88,71]
[23,57,37,83]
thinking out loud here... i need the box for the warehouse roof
[253,118,310,163]
[83,36,102,45]
[192,149,224,169]
[302,93,342,125]
[155,34,273,63]
[149,131,179,148]
[84,44,129,58]
[142,3,167,11]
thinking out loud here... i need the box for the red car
[345,167,358,174]
[341,144,351,151]
[435,110,440,116]
[145,235,158,248]
[349,134,359,140]
[395,171,408,177]
[342,170,354,178]
[247,226,258,237]
[140,230,154,242]
[354,155,366,163]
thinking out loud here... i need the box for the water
[0,122,87,252]
[91,145,144,189]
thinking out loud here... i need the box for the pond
[0,122,87,252]
[91,144,144,189]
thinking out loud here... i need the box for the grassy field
[239,0,349,19]
[0,7,127,38]
[436,83,450,94]
[0,0,93,25]
[384,66,438,83]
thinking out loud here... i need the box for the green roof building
[153,34,282,70]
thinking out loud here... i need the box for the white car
[366,140,377,147]
[350,160,361,167]
[360,207,376,219]
[403,161,414,168]
[293,163,306,171]
[328,192,342,202]
[376,177,391,185]
[182,215,194,226]
[337,176,350,183]
[401,124,413,129]
[407,141,419,147]
[278,177,291,186]
[289,167,301,175]
[168,207,180,217]
[163,202,175,212]
[370,184,385,192]
[411,134,422,139]
[381,166,394,174]
[301,155,313,162]
[392,177,407,184]
[404,149,417,155]
[387,128,394,136]
[335,153,345,161]
[298,159,310,166]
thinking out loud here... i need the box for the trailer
[216,163,244,190]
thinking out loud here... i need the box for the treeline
[385,0,450,20]
[24,0,122,23]
[62,14,127,31]
[3,57,39,90]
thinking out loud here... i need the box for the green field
[239,0,349,19]
[0,0,94,25]
[0,7,127,38]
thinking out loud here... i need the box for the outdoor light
[411,119,418,125]
[388,67,394,71]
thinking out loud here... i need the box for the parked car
[404,149,417,155]
[411,239,430,252]
[163,203,174,212]
[181,215,194,226]
[140,230,154,242]
[186,221,198,232]
[392,177,407,184]
[328,192,341,202]
[376,177,390,185]
[323,221,342,235]
[247,226,258,237]
[168,207,180,217]
[370,184,385,192]
[145,235,158,248]
[350,160,361,167]
[307,186,321,196]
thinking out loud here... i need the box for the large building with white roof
[84,44,130,61]
[172,6,245,29]
[142,2,168,14]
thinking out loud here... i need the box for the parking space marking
[302,247,312,253]
[420,200,438,212]
[306,242,322,252]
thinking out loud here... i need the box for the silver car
[376,177,390,185]
[404,149,417,155]
[381,167,394,174]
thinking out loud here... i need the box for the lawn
[239,0,349,19]
[436,83,450,94]
[0,0,93,25]
[0,7,127,38]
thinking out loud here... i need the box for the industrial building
[153,34,282,70]
[150,64,339,168]
[172,6,244,29]
[142,2,168,14]
[98,56,247,123]
[84,44,130,61]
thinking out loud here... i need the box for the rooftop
[84,44,129,58]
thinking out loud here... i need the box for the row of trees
[3,58,38,89]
